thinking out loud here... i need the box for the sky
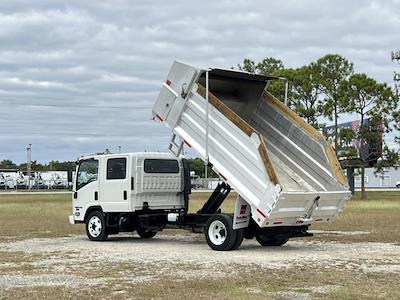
[0,0,399,163]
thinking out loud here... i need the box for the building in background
[323,118,383,167]
[354,167,400,188]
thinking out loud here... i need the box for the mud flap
[233,195,251,230]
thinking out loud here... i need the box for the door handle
[123,190,127,200]
[94,191,98,201]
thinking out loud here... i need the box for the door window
[107,158,126,180]
[77,159,98,190]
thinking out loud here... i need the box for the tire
[255,233,288,247]
[231,229,244,250]
[136,227,157,239]
[205,214,238,251]
[85,210,108,241]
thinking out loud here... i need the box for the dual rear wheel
[255,234,289,246]
[204,214,289,250]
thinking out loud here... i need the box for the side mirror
[73,191,77,199]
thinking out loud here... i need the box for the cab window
[77,159,98,190]
[107,158,126,180]
[144,159,179,173]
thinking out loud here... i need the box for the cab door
[74,158,100,220]
[100,156,130,212]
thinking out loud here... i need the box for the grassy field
[1,191,399,242]
[1,191,400,299]
[313,191,400,243]
[2,267,399,300]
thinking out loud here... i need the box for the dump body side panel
[249,92,346,192]
[174,88,280,225]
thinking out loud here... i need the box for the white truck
[69,61,351,251]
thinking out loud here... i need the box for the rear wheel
[255,233,288,246]
[205,214,239,251]
[231,229,244,250]
[86,211,108,241]
[136,227,157,239]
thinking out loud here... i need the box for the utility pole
[391,50,400,95]
[27,144,32,190]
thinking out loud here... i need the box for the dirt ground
[1,231,400,299]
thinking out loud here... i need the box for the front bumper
[68,215,75,225]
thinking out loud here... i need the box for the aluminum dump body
[153,61,351,227]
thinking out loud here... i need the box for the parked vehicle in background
[52,173,66,189]
[0,173,6,189]
[15,173,27,189]
[51,172,68,189]
[35,172,47,189]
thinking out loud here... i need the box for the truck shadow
[85,235,307,252]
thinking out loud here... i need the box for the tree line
[238,54,399,199]
[0,159,76,172]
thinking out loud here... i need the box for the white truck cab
[69,152,191,240]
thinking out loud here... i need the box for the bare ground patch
[0,233,400,299]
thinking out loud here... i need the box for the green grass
[0,191,399,242]
[313,191,400,243]
[1,266,399,300]
[0,193,83,240]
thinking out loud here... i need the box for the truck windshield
[77,159,98,190]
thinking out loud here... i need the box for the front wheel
[205,214,239,251]
[85,211,108,241]
[255,233,288,246]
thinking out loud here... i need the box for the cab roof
[79,152,181,161]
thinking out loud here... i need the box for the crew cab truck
[70,61,351,251]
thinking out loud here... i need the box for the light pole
[392,50,400,95]
[27,144,32,190]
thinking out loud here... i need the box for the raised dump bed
[153,61,351,228]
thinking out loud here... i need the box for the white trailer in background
[70,61,351,251]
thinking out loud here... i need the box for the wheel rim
[88,216,102,238]
[208,220,227,246]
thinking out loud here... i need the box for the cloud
[0,0,399,163]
